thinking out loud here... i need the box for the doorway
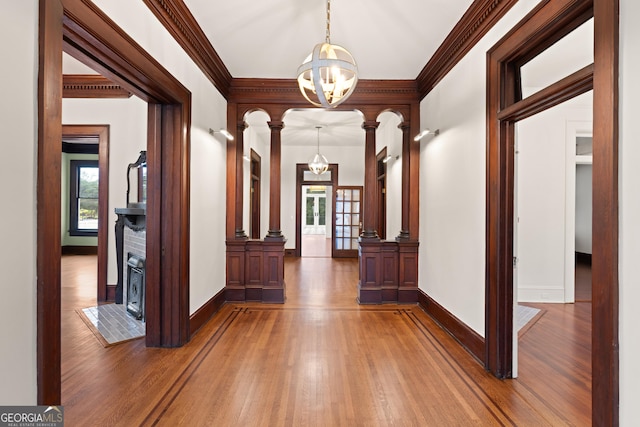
[39,1,191,404]
[301,185,331,257]
[61,125,110,302]
[486,0,617,423]
[295,164,338,258]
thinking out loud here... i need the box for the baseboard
[189,289,226,336]
[517,287,565,303]
[418,289,485,363]
[575,252,592,265]
[61,245,98,255]
[105,284,116,302]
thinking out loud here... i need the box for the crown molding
[416,0,519,99]
[142,0,515,104]
[63,74,132,98]
[229,78,419,107]
[142,0,232,99]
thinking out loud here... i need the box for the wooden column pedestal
[358,239,419,304]
[225,239,286,303]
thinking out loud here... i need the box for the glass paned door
[334,186,362,258]
[303,186,327,235]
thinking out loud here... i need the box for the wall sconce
[382,155,399,163]
[209,128,234,140]
[414,129,440,141]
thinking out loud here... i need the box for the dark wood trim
[265,120,284,240]
[141,0,232,99]
[592,0,619,424]
[189,290,226,336]
[497,64,594,122]
[61,0,190,104]
[486,0,618,423]
[361,121,380,239]
[416,0,519,99]
[38,0,63,404]
[106,284,116,301]
[63,74,132,98]
[61,245,98,255]
[418,289,485,363]
[249,149,261,240]
[40,0,193,403]
[294,163,339,257]
[62,141,98,154]
[575,251,592,265]
[229,79,418,108]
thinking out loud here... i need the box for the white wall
[62,98,147,285]
[515,94,591,302]
[281,144,364,249]
[92,0,228,314]
[575,164,592,254]
[377,112,403,240]
[619,0,640,423]
[419,0,540,335]
[0,0,37,405]
[243,113,271,239]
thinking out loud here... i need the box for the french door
[334,186,362,258]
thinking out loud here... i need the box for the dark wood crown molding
[142,0,232,99]
[228,78,418,110]
[63,74,132,98]
[416,0,519,99]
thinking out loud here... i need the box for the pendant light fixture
[308,126,329,175]
[297,0,358,108]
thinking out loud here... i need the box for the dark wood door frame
[486,0,617,424]
[61,125,110,302]
[39,0,191,404]
[295,163,338,257]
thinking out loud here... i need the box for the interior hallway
[61,254,590,426]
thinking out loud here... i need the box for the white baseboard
[517,287,566,303]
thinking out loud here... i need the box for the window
[69,160,99,236]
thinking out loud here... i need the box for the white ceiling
[63,1,594,148]
[184,0,474,80]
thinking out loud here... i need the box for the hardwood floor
[61,255,591,426]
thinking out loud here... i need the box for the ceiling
[183,0,474,80]
[63,1,593,149]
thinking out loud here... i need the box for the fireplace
[126,254,145,320]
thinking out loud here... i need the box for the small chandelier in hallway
[308,126,329,175]
[296,0,358,108]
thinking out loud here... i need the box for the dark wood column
[361,120,380,239]
[235,120,248,238]
[266,120,284,240]
[397,122,411,240]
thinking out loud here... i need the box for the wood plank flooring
[61,255,591,426]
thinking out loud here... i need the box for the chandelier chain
[325,0,331,44]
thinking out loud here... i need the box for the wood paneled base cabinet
[226,239,286,303]
[358,239,419,304]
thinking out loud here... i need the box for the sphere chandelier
[308,126,329,175]
[297,0,358,108]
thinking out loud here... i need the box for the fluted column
[235,120,248,239]
[361,120,380,239]
[397,122,411,240]
[265,120,284,240]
